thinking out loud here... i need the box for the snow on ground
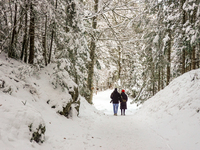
[0,52,200,150]
[134,69,200,150]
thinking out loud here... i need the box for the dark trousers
[121,109,125,115]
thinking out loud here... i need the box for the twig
[21,100,27,105]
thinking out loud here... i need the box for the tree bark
[43,15,48,66]
[8,3,17,58]
[181,0,186,74]
[87,0,98,104]
[21,0,28,62]
[197,43,200,68]
[48,0,57,64]
[192,46,196,69]
[161,67,164,89]
[48,30,54,64]
[118,46,121,80]
[166,0,172,85]
[28,2,35,64]
[158,31,162,92]
[166,31,171,85]
[182,48,185,74]
[158,67,160,91]
[152,65,155,96]
[191,6,197,70]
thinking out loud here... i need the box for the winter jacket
[120,92,128,109]
[110,89,121,104]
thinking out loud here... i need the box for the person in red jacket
[120,89,128,116]
[110,88,121,116]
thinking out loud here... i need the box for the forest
[1,0,200,104]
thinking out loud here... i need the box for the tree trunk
[158,31,161,92]
[28,2,35,64]
[166,31,171,85]
[181,0,186,74]
[182,48,185,74]
[9,3,17,58]
[43,15,48,66]
[161,67,164,89]
[197,43,200,68]
[24,0,28,63]
[189,49,192,71]
[192,46,196,69]
[48,30,54,64]
[87,0,98,104]
[158,67,160,91]
[118,46,121,80]
[48,0,57,64]
[88,39,96,104]
[191,6,197,70]
[152,65,155,96]
[16,5,23,42]
[21,0,28,62]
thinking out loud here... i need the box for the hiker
[110,88,121,116]
[120,89,128,116]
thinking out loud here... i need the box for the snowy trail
[81,89,171,150]
[81,115,171,150]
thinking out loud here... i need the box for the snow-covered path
[81,115,171,150]
[82,89,171,150]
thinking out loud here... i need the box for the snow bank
[0,92,45,148]
[136,69,200,149]
[0,52,82,149]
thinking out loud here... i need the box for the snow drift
[135,69,200,150]
[0,52,81,148]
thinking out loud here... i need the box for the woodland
[1,0,200,104]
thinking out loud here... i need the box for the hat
[122,89,125,93]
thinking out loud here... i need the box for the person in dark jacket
[120,89,128,116]
[110,88,121,116]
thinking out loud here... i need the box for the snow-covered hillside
[135,69,200,150]
[0,52,200,150]
[0,52,87,149]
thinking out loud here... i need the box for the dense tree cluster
[0,0,90,101]
[134,0,200,102]
[1,0,200,103]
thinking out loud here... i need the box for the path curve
[78,90,172,150]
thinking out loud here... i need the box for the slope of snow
[135,69,200,150]
[0,52,200,150]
